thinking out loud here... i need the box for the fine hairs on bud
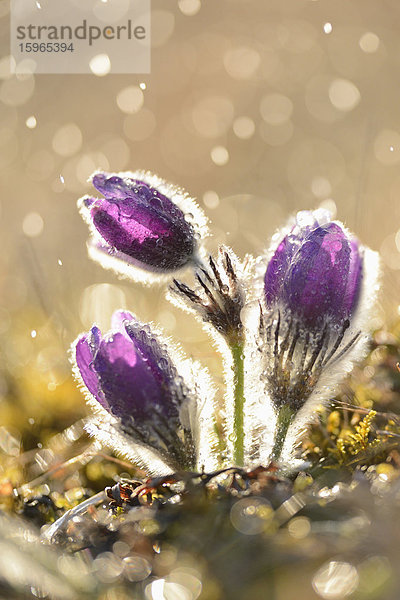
[241,301,278,467]
[78,170,209,284]
[167,246,256,465]
[71,311,218,474]
[279,245,381,464]
[252,209,382,466]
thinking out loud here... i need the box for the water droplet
[323,22,332,34]
[159,357,169,370]
[57,258,63,266]
[30,330,37,338]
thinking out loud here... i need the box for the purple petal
[111,310,136,333]
[264,219,363,327]
[342,239,362,317]
[86,173,196,272]
[93,332,168,420]
[91,196,194,271]
[264,237,296,307]
[285,224,348,323]
[75,333,107,409]
[92,173,130,200]
[123,322,176,391]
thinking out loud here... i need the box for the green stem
[231,341,245,466]
[271,404,296,462]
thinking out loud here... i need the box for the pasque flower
[73,310,200,473]
[264,210,362,329]
[256,210,380,462]
[73,167,381,472]
[78,171,207,281]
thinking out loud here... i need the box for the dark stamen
[322,319,350,366]
[327,331,361,366]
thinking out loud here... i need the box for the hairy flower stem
[271,405,296,461]
[230,339,245,466]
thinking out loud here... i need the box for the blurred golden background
[0,0,399,449]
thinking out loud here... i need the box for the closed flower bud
[264,210,362,329]
[73,310,199,473]
[253,210,380,464]
[78,171,208,283]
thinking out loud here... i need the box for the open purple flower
[78,171,207,281]
[73,310,197,472]
[264,210,362,329]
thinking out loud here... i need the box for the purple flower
[264,211,362,329]
[73,310,196,471]
[79,171,206,280]
[256,210,380,463]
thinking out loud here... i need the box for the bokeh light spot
[328,78,360,111]
[359,32,380,53]
[224,46,260,79]
[89,54,111,76]
[312,561,359,599]
[260,93,293,125]
[178,0,201,16]
[210,146,229,166]
[203,190,219,209]
[233,116,255,139]
[116,85,144,114]
[22,212,44,237]
[25,115,37,129]
[52,123,82,157]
